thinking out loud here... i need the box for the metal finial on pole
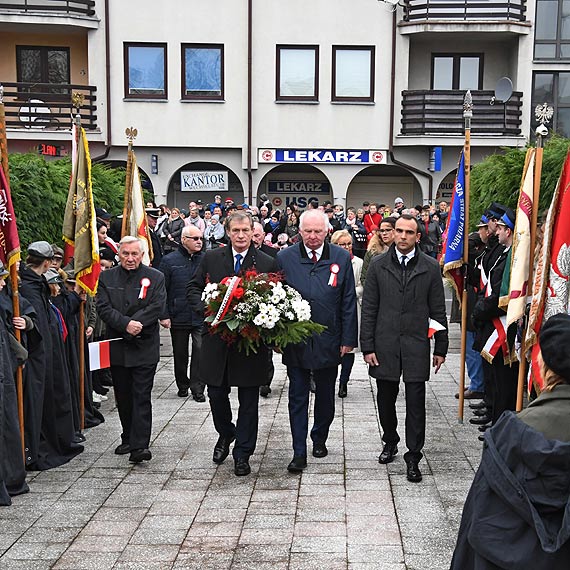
[534,102,553,150]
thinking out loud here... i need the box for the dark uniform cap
[476,213,490,228]
[496,207,516,230]
[45,268,63,284]
[540,313,570,380]
[145,208,161,219]
[51,244,64,258]
[28,241,54,259]
[487,202,507,220]
[95,207,112,220]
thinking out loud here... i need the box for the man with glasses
[159,226,206,401]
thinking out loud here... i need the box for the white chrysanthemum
[291,299,311,321]
[201,282,219,302]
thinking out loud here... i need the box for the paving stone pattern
[0,322,484,569]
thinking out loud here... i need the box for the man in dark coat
[96,236,166,463]
[360,214,448,483]
[187,211,278,477]
[146,208,163,269]
[277,210,358,473]
[159,225,205,401]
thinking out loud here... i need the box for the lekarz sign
[259,149,387,164]
[268,181,330,193]
[180,171,228,191]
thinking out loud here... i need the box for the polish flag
[88,339,121,370]
[428,319,446,339]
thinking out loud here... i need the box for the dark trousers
[339,353,355,385]
[376,379,426,464]
[170,327,204,395]
[484,354,519,425]
[207,384,259,460]
[287,366,336,457]
[263,350,275,387]
[111,363,157,450]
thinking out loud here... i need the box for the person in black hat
[451,313,570,569]
[146,208,163,268]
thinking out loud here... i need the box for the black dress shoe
[192,392,206,403]
[478,424,490,432]
[114,442,131,455]
[469,401,487,410]
[213,435,235,464]
[312,443,328,458]
[406,461,422,482]
[177,389,189,398]
[478,434,485,442]
[287,456,307,473]
[73,433,86,444]
[472,409,488,417]
[470,415,491,425]
[378,443,398,464]
[234,457,251,476]
[129,448,152,463]
[338,385,347,398]
[259,385,271,398]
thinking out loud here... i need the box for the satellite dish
[494,77,513,103]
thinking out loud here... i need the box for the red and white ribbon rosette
[139,277,151,299]
[328,263,340,287]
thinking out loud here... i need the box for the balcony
[1,82,97,131]
[402,0,526,22]
[0,0,95,16]
[400,90,522,137]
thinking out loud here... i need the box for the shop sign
[180,171,228,191]
[259,149,386,164]
[268,181,330,193]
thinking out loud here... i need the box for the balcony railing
[402,0,526,22]
[0,0,95,16]
[0,82,97,131]
[400,90,522,136]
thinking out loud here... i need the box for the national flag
[123,151,153,265]
[502,148,536,327]
[481,316,509,364]
[0,162,20,270]
[526,150,570,392]
[428,318,446,338]
[88,339,117,370]
[442,151,466,301]
[62,126,101,295]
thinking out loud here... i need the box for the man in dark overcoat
[277,210,358,473]
[96,236,166,463]
[187,211,278,476]
[360,214,448,482]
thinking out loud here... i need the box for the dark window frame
[181,43,224,101]
[531,71,570,137]
[124,42,168,100]
[430,53,484,90]
[16,45,71,97]
[276,44,319,102]
[331,45,375,103]
[534,0,570,60]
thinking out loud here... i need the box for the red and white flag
[88,338,121,370]
[428,318,446,339]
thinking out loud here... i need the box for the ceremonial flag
[442,151,466,301]
[526,150,570,391]
[88,338,121,370]
[503,148,536,326]
[0,162,20,270]
[123,151,152,265]
[62,126,100,295]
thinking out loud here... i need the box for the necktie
[311,250,318,263]
[400,255,407,271]
[234,253,243,274]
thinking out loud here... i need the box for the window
[534,0,570,59]
[182,44,223,100]
[431,54,483,90]
[532,72,570,137]
[332,46,375,102]
[124,43,167,99]
[276,45,319,102]
[16,46,70,95]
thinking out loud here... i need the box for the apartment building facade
[0,0,567,212]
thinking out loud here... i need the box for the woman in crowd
[283,210,300,244]
[204,214,227,249]
[162,207,185,254]
[451,313,570,569]
[361,217,396,285]
[344,207,367,259]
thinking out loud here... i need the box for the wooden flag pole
[458,91,473,423]
[122,128,137,238]
[0,85,26,461]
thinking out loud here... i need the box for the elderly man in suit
[277,209,358,473]
[187,211,278,476]
[360,214,448,483]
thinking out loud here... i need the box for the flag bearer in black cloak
[19,241,83,470]
[0,262,31,505]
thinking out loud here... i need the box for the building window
[431,54,483,90]
[182,44,224,100]
[532,72,570,137]
[332,46,375,102]
[124,43,167,99]
[534,0,570,59]
[276,45,319,102]
[16,46,70,95]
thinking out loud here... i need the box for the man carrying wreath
[187,211,278,476]
[277,209,358,473]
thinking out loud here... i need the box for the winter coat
[187,244,278,387]
[159,245,204,328]
[360,245,448,382]
[277,241,358,369]
[451,409,570,569]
